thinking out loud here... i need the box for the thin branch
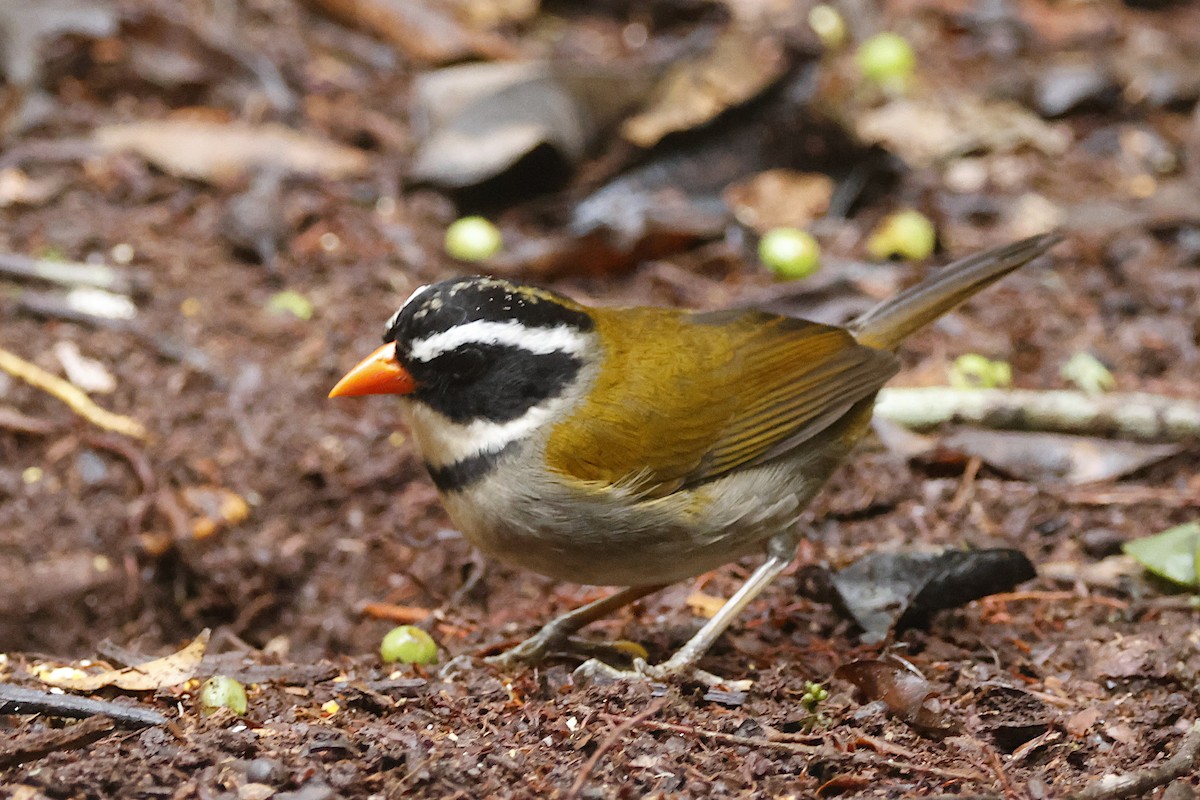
[360,601,432,623]
[612,716,827,755]
[0,684,167,727]
[0,251,145,294]
[1065,721,1200,800]
[566,696,669,800]
[0,405,59,435]
[876,388,1200,440]
[0,345,147,440]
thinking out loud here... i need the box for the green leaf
[1122,522,1200,588]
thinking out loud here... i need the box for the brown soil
[1,1,1198,798]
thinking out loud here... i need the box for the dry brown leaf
[724,169,834,232]
[621,28,786,148]
[685,591,726,619]
[452,0,538,28]
[410,61,652,188]
[940,429,1180,485]
[835,657,957,735]
[37,629,210,691]
[0,167,65,207]
[303,0,516,64]
[856,95,1070,169]
[94,119,370,185]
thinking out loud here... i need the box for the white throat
[406,396,567,468]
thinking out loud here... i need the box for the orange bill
[329,343,415,397]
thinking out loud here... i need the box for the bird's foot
[572,656,726,687]
[486,633,648,670]
[483,626,571,669]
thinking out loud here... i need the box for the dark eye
[440,345,489,383]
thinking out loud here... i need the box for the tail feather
[849,232,1062,351]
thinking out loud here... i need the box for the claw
[572,657,727,687]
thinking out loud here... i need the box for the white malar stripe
[407,397,564,468]
[408,320,589,363]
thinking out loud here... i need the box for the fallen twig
[0,714,117,768]
[0,684,167,727]
[1065,721,1200,800]
[604,715,828,755]
[876,388,1200,440]
[0,251,145,294]
[1050,484,1200,508]
[361,601,433,623]
[0,345,148,440]
[567,696,669,800]
[0,405,59,435]
[980,590,1128,611]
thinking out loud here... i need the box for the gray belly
[439,457,821,586]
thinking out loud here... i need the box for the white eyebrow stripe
[385,284,431,332]
[408,320,588,362]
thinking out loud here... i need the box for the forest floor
[1,0,1199,797]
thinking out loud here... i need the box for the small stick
[361,602,432,623]
[0,345,147,439]
[566,696,669,800]
[0,684,167,727]
[876,387,1200,440]
[0,406,59,435]
[602,715,826,755]
[980,590,1128,611]
[0,714,117,768]
[1065,721,1200,800]
[0,251,145,294]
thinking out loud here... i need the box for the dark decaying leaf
[835,658,957,736]
[94,119,370,184]
[302,0,517,65]
[940,429,1181,484]
[569,82,878,253]
[973,684,1056,752]
[408,61,655,189]
[874,423,1181,485]
[620,27,786,148]
[803,549,1035,643]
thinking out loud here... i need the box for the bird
[330,232,1060,681]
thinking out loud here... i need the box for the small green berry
[950,353,1012,390]
[445,216,502,262]
[867,210,936,261]
[808,5,847,49]
[199,675,248,715]
[1060,352,1115,395]
[801,680,829,711]
[380,625,438,665]
[856,32,916,92]
[759,228,821,280]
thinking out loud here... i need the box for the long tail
[850,232,1062,351]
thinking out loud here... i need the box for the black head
[383,277,596,424]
